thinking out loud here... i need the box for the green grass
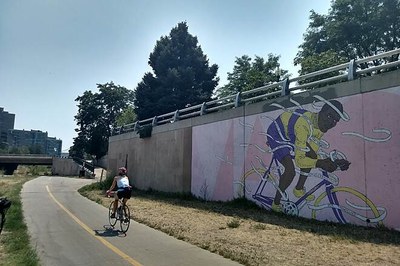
[0,176,39,266]
[252,223,266,230]
[27,165,51,176]
[78,176,113,193]
[227,219,240,228]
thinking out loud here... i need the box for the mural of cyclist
[268,99,351,212]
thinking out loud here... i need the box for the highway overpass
[0,154,53,174]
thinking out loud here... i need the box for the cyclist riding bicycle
[267,100,351,212]
[106,167,132,218]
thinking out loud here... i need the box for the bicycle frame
[252,156,352,224]
[107,191,131,233]
[108,193,128,216]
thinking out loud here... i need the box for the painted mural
[191,86,400,230]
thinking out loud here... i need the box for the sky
[0,0,331,152]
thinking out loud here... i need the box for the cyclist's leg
[293,168,315,201]
[123,187,132,206]
[112,191,120,215]
[273,155,295,205]
[295,169,310,190]
[122,198,128,212]
[121,187,131,208]
[294,143,317,198]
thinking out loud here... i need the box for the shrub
[227,219,240,228]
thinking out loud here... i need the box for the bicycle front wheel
[120,205,130,233]
[108,202,117,227]
[311,187,385,226]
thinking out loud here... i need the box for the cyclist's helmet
[118,167,127,175]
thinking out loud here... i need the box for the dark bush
[138,125,152,138]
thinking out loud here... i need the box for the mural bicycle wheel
[311,187,386,226]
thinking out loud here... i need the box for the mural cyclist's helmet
[118,167,127,175]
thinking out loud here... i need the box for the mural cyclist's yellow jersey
[266,109,324,168]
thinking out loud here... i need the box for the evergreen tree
[134,22,219,120]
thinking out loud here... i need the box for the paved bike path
[22,176,241,266]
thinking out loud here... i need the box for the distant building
[0,107,62,156]
[0,107,15,145]
[46,136,62,157]
[6,129,62,157]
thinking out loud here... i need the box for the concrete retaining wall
[108,69,400,230]
[108,127,192,192]
[52,157,80,176]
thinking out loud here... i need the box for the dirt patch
[82,189,400,266]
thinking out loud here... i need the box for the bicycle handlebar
[106,190,115,197]
[106,187,132,197]
[329,149,347,161]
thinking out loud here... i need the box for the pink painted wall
[191,86,400,230]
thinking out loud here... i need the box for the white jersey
[116,175,130,188]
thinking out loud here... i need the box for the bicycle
[247,150,387,226]
[0,197,12,235]
[106,191,131,233]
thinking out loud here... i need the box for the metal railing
[72,157,95,174]
[0,153,49,157]
[113,48,400,136]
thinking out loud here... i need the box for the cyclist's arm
[107,177,117,193]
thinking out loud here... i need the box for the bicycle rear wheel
[119,205,130,233]
[108,202,117,227]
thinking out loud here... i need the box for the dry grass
[80,188,400,266]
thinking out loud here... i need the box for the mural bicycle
[192,87,399,229]
[246,151,387,225]
[242,95,391,226]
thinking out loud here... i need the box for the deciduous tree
[116,106,137,127]
[295,0,400,75]
[70,82,134,159]
[215,54,287,98]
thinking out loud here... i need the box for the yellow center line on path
[46,185,142,266]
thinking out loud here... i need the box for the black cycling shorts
[116,187,132,199]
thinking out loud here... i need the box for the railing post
[281,78,290,96]
[234,92,241,107]
[152,116,158,126]
[133,121,139,131]
[348,59,356,80]
[173,110,179,122]
[200,102,207,115]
